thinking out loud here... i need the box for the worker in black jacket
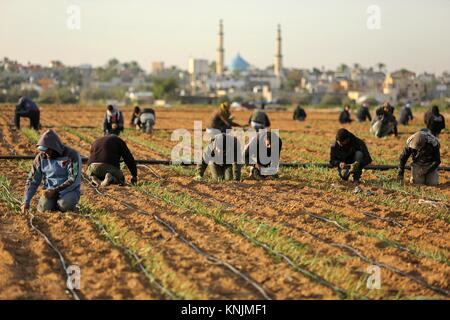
[397,129,440,185]
[370,104,398,137]
[86,134,137,187]
[330,129,372,182]
[424,106,446,137]
[14,96,40,130]
[399,103,414,125]
[356,103,372,122]
[293,104,307,121]
[339,105,352,124]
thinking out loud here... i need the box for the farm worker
[86,134,137,187]
[356,103,372,122]
[21,129,81,213]
[139,108,156,134]
[338,105,352,124]
[293,104,307,121]
[103,104,124,136]
[399,103,414,125]
[248,104,271,131]
[195,133,242,181]
[424,105,445,137]
[130,106,141,130]
[370,103,398,138]
[244,130,282,179]
[397,129,441,186]
[14,96,40,130]
[206,102,241,137]
[329,128,372,183]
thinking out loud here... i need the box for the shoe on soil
[101,172,114,187]
[90,175,101,187]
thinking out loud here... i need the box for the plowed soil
[0,104,448,300]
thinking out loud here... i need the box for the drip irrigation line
[1,185,81,300]
[280,221,450,297]
[2,155,449,171]
[81,175,272,300]
[136,185,349,299]
[362,211,404,228]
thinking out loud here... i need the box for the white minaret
[216,19,225,76]
[274,24,283,78]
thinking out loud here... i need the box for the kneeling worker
[397,129,441,186]
[293,104,307,121]
[330,128,372,182]
[87,134,137,187]
[140,108,156,133]
[21,130,81,213]
[248,104,271,131]
[195,133,241,181]
[244,130,282,179]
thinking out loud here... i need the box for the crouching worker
[15,96,40,130]
[87,134,137,187]
[397,130,440,186]
[248,105,270,131]
[330,129,372,183]
[293,104,307,121]
[244,130,282,179]
[103,104,124,136]
[195,133,241,181]
[139,108,156,134]
[370,103,398,138]
[21,130,81,213]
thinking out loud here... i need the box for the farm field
[0,103,449,300]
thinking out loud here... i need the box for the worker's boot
[101,172,115,187]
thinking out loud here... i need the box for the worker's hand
[21,204,29,214]
[130,176,138,185]
[339,162,347,170]
[43,189,57,199]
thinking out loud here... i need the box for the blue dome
[229,53,250,72]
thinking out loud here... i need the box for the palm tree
[377,62,386,73]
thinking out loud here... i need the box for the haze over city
[1,0,449,73]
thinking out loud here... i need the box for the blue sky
[1,0,449,73]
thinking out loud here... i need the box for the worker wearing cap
[21,129,82,213]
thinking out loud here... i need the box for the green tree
[152,78,178,100]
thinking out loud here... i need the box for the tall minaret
[274,24,283,78]
[216,19,224,76]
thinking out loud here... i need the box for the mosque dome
[229,53,250,72]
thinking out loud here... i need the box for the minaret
[216,20,224,77]
[274,24,283,78]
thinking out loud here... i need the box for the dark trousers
[15,110,40,130]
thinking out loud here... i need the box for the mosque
[209,20,284,98]
[216,20,284,79]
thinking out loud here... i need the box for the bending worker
[248,104,271,131]
[14,96,40,130]
[87,134,137,187]
[330,128,372,183]
[195,133,242,181]
[293,104,307,121]
[21,129,81,213]
[103,104,124,136]
[397,129,441,186]
[207,102,241,137]
[244,130,282,179]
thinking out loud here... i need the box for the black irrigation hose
[136,185,349,299]
[81,176,177,300]
[1,155,450,171]
[1,186,81,300]
[280,221,450,297]
[82,175,272,300]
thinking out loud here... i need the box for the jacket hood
[37,129,65,155]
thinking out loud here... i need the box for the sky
[1,0,449,73]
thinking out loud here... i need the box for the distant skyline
[1,0,449,73]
